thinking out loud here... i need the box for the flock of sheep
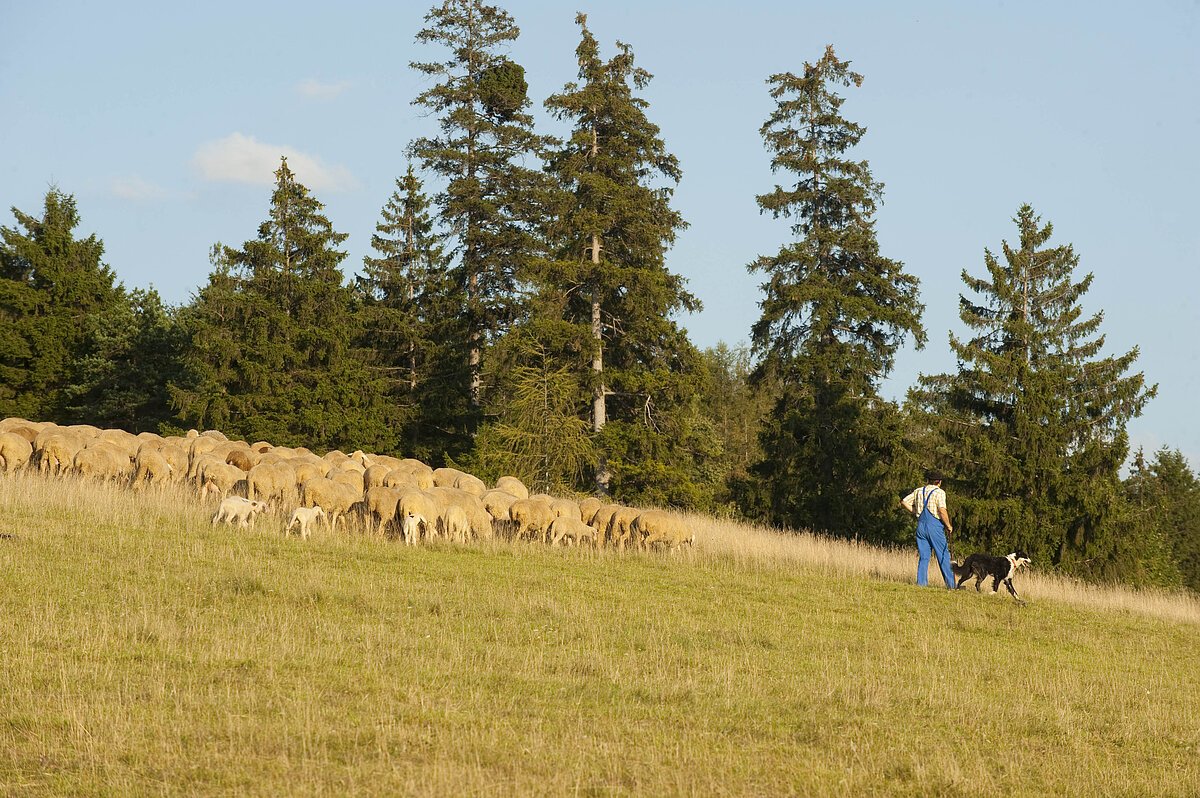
[0,417,695,551]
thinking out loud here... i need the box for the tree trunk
[591,233,611,495]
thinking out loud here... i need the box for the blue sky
[3,1,1198,465]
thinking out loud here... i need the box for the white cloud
[295,78,352,100]
[192,132,358,192]
[111,176,167,200]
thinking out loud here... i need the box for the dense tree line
[1,0,1194,589]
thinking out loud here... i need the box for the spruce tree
[173,158,394,451]
[0,189,125,422]
[744,47,925,541]
[539,13,710,505]
[1140,448,1200,591]
[62,288,186,432]
[911,205,1155,577]
[408,0,550,428]
[358,166,468,462]
[1122,448,1187,587]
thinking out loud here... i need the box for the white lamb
[284,506,326,540]
[211,496,270,529]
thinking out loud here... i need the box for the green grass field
[1,473,1198,796]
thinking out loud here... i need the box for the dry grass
[1,471,1198,796]
[689,513,1200,625]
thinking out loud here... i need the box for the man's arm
[899,490,916,516]
[938,505,953,534]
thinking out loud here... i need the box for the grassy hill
[1,472,1197,797]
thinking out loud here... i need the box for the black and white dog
[952,550,1032,604]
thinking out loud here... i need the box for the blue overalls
[915,486,956,588]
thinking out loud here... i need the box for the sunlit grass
[1,471,1197,796]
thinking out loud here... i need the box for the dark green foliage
[172,159,395,452]
[61,288,187,432]
[0,189,125,422]
[467,333,595,494]
[911,205,1156,580]
[538,14,714,507]
[357,167,470,463]
[409,0,552,422]
[599,402,724,511]
[478,58,527,120]
[1124,448,1197,590]
[744,47,925,539]
[698,344,774,512]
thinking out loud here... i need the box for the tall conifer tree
[358,167,467,462]
[538,14,709,504]
[173,159,393,451]
[0,189,126,422]
[745,47,925,540]
[408,0,550,429]
[912,205,1155,576]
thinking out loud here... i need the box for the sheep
[549,497,580,521]
[284,506,326,540]
[0,432,34,473]
[453,472,488,496]
[186,435,220,479]
[0,419,44,443]
[190,452,227,493]
[398,459,435,489]
[396,489,440,545]
[33,432,82,476]
[224,446,260,472]
[441,502,472,543]
[323,449,349,465]
[466,503,494,541]
[578,496,602,525]
[97,427,139,452]
[509,497,556,543]
[212,496,270,528]
[246,461,297,506]
[131,447,173,489]
[199,461,247,499]
[493,475,529,500]
[549,515,596,547]
[427,486,488,539]
[432,466,466,488]
[383,468,422,490]
[481,489,518,520]
[65,423,101,438]
[157,443,189,481]
[364,485,405,537]
[299,477,360,534]
[363,462,393,490]
[73,443,132,482]
[589,503,623,547]
[289,456,330,486]
[632,510,695,551]
[606,506,642,551]
[330,467,365,492]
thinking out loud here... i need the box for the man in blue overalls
[899,469,956,588]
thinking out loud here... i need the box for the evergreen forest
[2,1,1195,591]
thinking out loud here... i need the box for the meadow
[1,471,1197,797]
